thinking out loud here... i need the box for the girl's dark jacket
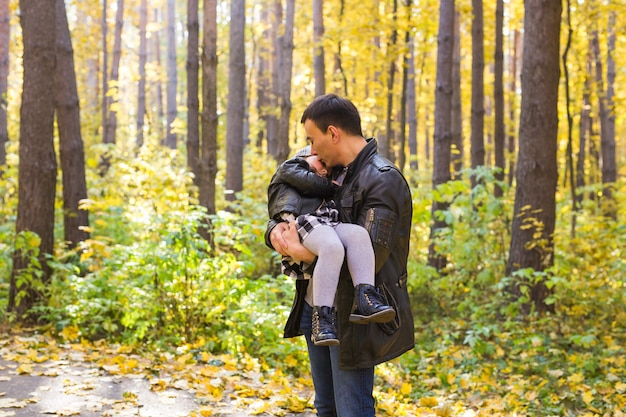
[267,156,337,223]
[265,138,415,370]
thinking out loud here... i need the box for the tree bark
[493,0,505,196]
[164,0,178,149]
[506,0,561,314]
[276,0,295,163]
[451,9,462,179]
[406,36,418,171]
[55,0,90,249]
[136,0,147,148]
[255,5,270,151]
[0,0,8,173]
[199,0,218,244]
[470,0,485,187]
[225,0,245,202]
[10,0,57,317]
[428,0,455,271]
[507,30,520,187]
[103,0,124,146]
[312,0,325,97]
[187,0,199,179]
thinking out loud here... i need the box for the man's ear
[328,125,340,142]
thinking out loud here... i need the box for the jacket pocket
[377,280,401,335]
[365,207,397,250]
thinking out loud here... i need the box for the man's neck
[340,135,367,166]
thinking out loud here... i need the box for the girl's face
[306,155,329,177]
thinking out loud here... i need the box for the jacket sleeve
[350,165,411,273]
[275,158,336,197]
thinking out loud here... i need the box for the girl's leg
[302,225,344,307]
[333,223,375,287]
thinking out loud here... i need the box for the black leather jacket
[265,139,415,370]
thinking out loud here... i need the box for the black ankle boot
[349,284,396,324]
[312,306,339,346]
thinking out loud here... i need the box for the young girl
[268,154,395,346]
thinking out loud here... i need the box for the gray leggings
[301,222,375,307]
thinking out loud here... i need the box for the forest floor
[0,331,317,417]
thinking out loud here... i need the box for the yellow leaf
[60,326,80,342]
[568,372,584,384]
[198,407,214,416]
[400,382,412,396]
[419,396,438,407]
[582,390,594,405]
[16,364,33,375]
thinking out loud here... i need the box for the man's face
[303,119,336,168]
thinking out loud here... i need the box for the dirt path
[0,334,317,417]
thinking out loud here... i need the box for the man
[266,94,414,417]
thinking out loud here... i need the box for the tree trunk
[199,0,218,244]
[493,0,505,196]
[576,50,592,205]
[506,0,561,314]
[9,0,57,317]
[101,0,108,143]
[406,36,418,171]
[225,0,245,202]
[104,0,124,146]
[152,8,165,139]
[187,0,199,179]
[255,5,270,151]
[164,0,178,149]
[470,0,484,187]
[312,0,325,97]
[428,0,454,271]
[507,30,520,187]
[603,13,617,218]
[451,9,462,179]
[562,0,576,237]
[382,0,398,162]
[136,0,147,148]
[276,0,295,163]
[0,0,8,173]
[55,0,89,249]
[332,0,348,96]
[266,1,279,158]
[398,0,412,174]
[590,30,616,218]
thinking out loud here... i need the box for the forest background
[0,0,625,415]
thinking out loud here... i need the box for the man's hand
[271,220,316,264]
[269,221,290,255]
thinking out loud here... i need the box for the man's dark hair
[300,94,363,137]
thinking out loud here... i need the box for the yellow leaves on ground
[2,333,318,416]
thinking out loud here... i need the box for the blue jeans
[300,302,376,417]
